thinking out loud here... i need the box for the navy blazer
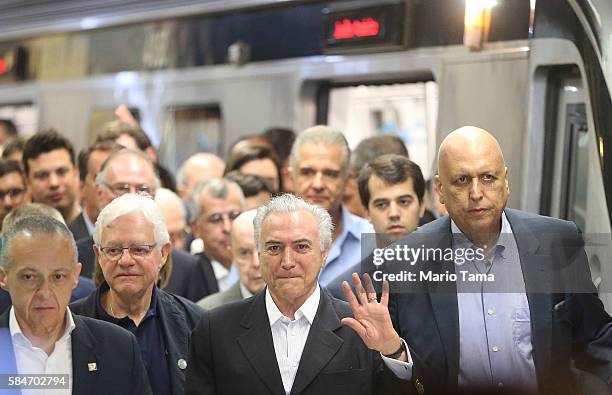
[70,286,203,395]
[185,289,407,395]
[0,310,151,395]
[387,208,612,395]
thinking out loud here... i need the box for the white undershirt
[9,307,75,395]
[266,286,320,395]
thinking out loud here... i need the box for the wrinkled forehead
[6,231,76,270]
[261,210,318,239]
[438,139,505,177]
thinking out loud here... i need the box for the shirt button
[487,308,494,315]
[492,346,499,352]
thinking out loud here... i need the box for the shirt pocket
[512,307,533,359]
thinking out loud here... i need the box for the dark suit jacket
[185,289,406,395]
[70,286,202,395]
[0,310,151,395]
[68,211,91,243]
[388,208,612,395]
[76,236,215,301]
[193,252,220,299]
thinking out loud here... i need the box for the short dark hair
[358,154,425,208]
[2,137,26,160]
[224,170,274,198]
[225,145,281,192]
[262,127,295,165]
[0,119,18,136]
[78,140,122,182]
[350,135,409,176]
[95,120,152,151]
[22,129,76,176]
[0,159,24,180]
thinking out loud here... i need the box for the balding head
[177,153,225,202]
[230,209,264,294]
[435,126,509,245]
[155,188,187,250]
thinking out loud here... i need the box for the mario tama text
[371,245,493,283]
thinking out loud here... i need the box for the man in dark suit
[190,177,244,294]
[0,215,151,395]
[342,126,612,395]
[186,194,407,395]
[71,193,202,395]
[197,209,266,310]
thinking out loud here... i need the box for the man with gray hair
[287,125,374,287]
[190,177,244,293]
[75,148,208,302]
[186,194,406,395]
[71,194,202,395]
[0,215,151,394]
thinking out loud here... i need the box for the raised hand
[341,272,403,357]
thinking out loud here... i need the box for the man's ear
[73,263,82,290]
[434,174,444,205]
[0,266,7,289]
[160,243,171,268]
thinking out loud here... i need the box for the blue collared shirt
[319,206,374,287]
[95,283,171,395]
[452,212,538,393]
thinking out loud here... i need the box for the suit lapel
[237,292,285,394]
[71,314,99,394]
[505,209,554,388]
[290,292,343,395]
[425,218,460,392]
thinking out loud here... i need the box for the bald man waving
[343,126,612,395]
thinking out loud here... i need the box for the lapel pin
[178,359,187,370]
[88,362,97,372]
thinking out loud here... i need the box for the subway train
[0,0,612,308]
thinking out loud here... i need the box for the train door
[323,81,438,180]
[542,73,612,305]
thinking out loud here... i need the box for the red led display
[0,58,7,75]
[333,17,380,40]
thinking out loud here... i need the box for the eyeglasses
[200,211,241,225]
[104,183,153,197]
[99,244,157,260]
[0,188,25,200]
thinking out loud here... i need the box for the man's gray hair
[190,177,245,220]
[93,193,170,248]
[290,125,350,175]
[1,215,77,270]
[94,148,161,192]
[253,194,333,252]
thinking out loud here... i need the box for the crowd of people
[0,116,610,395]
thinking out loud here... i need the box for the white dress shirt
[266,286,320,395]
[211,260,238,292]
[9,307,75,395]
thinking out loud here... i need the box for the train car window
[158,105,222,174]
[0,103,38,136]
[326,81,438,179]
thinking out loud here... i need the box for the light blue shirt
[452,212,538,393]
[318,206,374,287]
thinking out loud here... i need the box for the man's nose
[312,172,325,190]
[48,172,60,187]
[469,178,484,200]
[388,201,401,219]
[280,247,296,270]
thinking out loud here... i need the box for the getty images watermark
[370,244,491,283]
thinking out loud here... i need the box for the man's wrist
[382,338,404,359]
